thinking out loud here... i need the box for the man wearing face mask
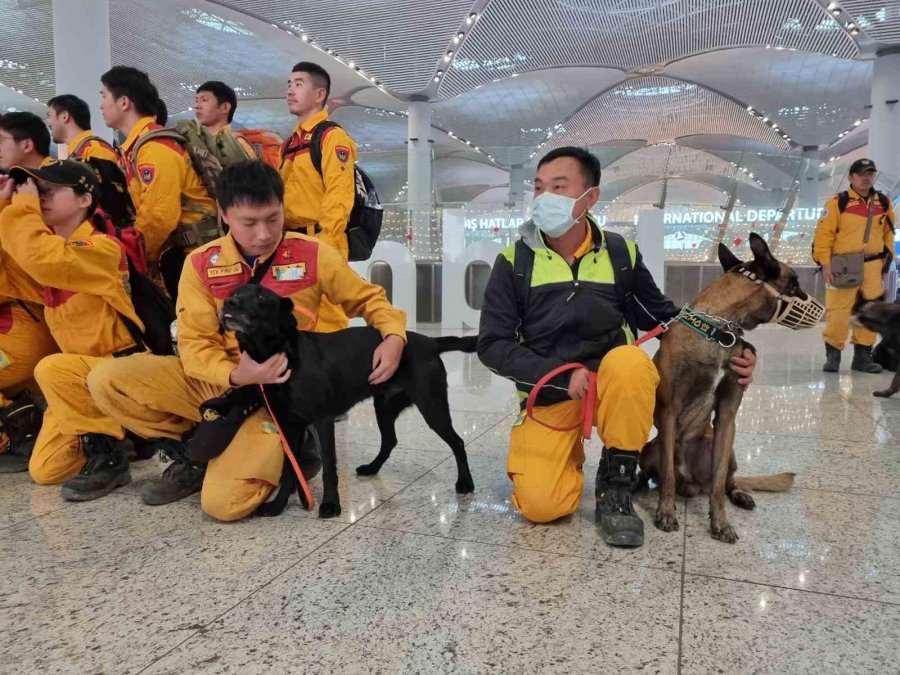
[477,147,757,548]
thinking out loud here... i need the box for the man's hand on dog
[568,367,592,400]
[369,334,405,385]
[229,351,292,387]
[730,348,757,387]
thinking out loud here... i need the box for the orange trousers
[508,346,659,523]
[823,258,885,349]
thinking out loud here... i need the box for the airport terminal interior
[2,0,900,672]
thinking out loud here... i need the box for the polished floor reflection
[2,326,899,673]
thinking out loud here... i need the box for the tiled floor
[2,326,899,673]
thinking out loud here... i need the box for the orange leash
[256,302,319,510]
[526,363,597,440]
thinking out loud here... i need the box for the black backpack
[513,230,638,339]
[309,121,383,261]
[836,190,895,232]
[91,212,175,356]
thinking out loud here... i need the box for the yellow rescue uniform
[88,231,407,521]
[813,189,896,349]
[0,189,59,407]
[280,110,358,331]
[119,116,217,264]
[68,129,118,164]
[0,194,143,484]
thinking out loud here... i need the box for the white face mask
[532,188,593,239]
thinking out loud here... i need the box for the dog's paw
[873,389,896,398]
[654,511,680,533]
[455,475,475,494]
[729,490,756,511]
[318,501,342,519]
[355,463,379,476]
[254,501,283,518]
[711,523,739,544]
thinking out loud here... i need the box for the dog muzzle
[737,267,824,330]
[769,293,825,330]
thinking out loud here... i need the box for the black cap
[849,158,877,175]
[9,159,99,193]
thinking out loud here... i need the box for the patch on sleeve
[335,146,351,164]
[69,239,93,248]
[138,163,156,185]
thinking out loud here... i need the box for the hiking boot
[595,448,644,548]
[0,392,43,474]
[851,344,883,374]
[823,344,841,373]
[140,438,206,506]
[61,434,132,501]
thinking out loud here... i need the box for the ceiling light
[434,76,440,82]
[773,126,779,131]
[348,61,355,68]
[746,105,753,112]
[445,52,454,61]
[850,27,860,35]
[762,117,769,122]
[832,8,842,16]
[827,2,838,9]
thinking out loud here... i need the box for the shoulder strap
[512,240,534,325]
[310,120,341,177]
[604,230,638,336]
[863,196,877,245]
[837,191,850,214]
[130,129,186,174]
[71,135,111,159]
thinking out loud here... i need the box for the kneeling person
[87,161,406,521]
[0,160,143,497]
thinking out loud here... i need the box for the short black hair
[100,66,159,118]
[216,160,284,212]
[537,147,602,187]
[292,62,331,102]
[196,81,238,123]
[47,94,91,130]
[155,98,168,126]
[0,112,50,157]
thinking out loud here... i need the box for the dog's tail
[433,336,479,354]
[733,472,795,492]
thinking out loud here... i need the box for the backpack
[837,190,895,232]
[236,129,283,168]
[513,230,638,340]
[130,120,236,248]
[92,212,176,356]
[308,121,383,262]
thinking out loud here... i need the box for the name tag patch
[207,263,243,278]
[272,263,306,281]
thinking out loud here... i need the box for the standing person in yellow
[813,158,896,373]
[194,81,255,158]
[46,95,118,164]
[0,113,59,472]
[280,62,357,332]
[0,160,142,498]
[99,66,217,298]
[88,161,406,520]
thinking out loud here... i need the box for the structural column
[508,163,526,212]
[870,49,900,195]
[52,0,113,146]
[407,101,434,259]
[798,147,820,209]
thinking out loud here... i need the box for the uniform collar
[68,130,93,155]
[848,186,875,202]
[294,109,329,135]
[68,220,95,242]
[215,233,280,271]
[39,156,55,168]
[121,117,157,154]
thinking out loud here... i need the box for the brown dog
[645,233,817,543]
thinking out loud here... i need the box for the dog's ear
[749,233,780,279]
[280,296,294,315]
[717,243,742,272]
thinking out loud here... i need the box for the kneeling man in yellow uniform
[88,161,407,521]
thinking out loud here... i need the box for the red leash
[257,303,320,511]
[526,321,668,438]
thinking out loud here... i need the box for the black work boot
[61,434,132,501]
[823,344,841,373]
[140,438,206,506]
[851,344,883,374]
[596,448,644,548]
[0,392,43,474]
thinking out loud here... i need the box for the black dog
[852,301,900,397]
[220,284,476,518]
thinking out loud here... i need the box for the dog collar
[677,306,743,348]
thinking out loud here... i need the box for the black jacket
[477,217,678,408]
